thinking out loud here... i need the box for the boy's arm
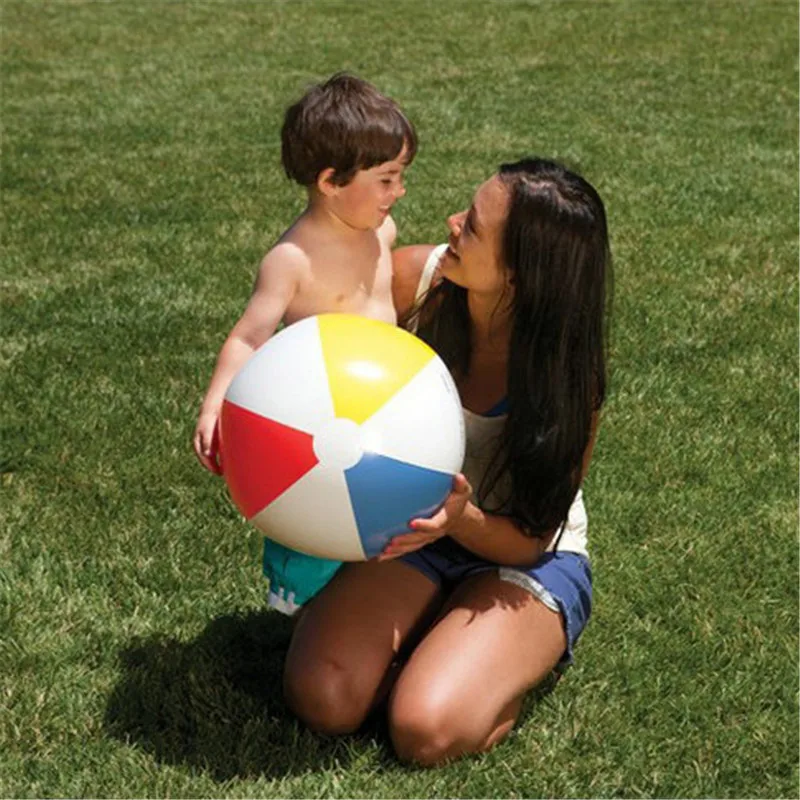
[193,245,304,473]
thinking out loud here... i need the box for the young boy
[193,73,417,613]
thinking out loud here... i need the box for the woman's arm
[381,411,601,565]
[459,410,601,563]
[380,484,553,567]
[450,504,555,566]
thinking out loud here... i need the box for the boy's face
[327,145,409,230]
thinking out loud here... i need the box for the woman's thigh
[388,570,567,762]
[284,558,443,732]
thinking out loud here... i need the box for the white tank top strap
[414,244,448,304]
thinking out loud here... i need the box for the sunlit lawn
[1,1,797,797]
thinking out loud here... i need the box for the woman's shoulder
[391,245,440,318]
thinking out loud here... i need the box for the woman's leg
[283,559,443,734]
[388,571,568,766]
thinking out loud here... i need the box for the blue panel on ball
[344,453,454,559]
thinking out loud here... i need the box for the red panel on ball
[219,399,319,519]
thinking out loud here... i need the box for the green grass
[1,1,797,797]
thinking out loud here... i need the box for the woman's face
[439,175,510,297]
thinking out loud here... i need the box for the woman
[282,157,612,766]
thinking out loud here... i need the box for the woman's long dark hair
[409,158,612,537]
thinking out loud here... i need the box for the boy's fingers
[195,447,223,475]
[208,452,223,475]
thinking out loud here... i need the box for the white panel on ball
[225,317,334,435]
[360,357,465,474]
[249,464,365,560]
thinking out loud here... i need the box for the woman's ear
[316,168,339,197]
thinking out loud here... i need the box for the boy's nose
[395,182,406,199]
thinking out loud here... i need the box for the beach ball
[219,313,465,561]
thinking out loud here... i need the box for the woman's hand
[193,409,223,474]
[377,473,472,560]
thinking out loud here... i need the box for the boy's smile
[323,144,410,231]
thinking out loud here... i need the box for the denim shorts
[400,537,592,668]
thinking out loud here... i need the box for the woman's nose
[448,211,465,235]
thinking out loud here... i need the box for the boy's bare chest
[288,246,395,324]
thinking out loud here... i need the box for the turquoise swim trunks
[262,538,342,615]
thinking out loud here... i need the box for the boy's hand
[377,473,472,560]
[193,411,223,474]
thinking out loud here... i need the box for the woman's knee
[388,686,470,766]
[283,657,372,735]
[389,678,521,766]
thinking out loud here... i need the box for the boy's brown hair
[281,73,417,187]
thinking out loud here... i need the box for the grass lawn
[1,1,797,797]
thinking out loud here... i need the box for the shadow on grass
[103,610,390,781]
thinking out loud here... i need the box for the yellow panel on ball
[318,314,435,425]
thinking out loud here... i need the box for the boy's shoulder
[260,238,311,272]
[255,239,313,292]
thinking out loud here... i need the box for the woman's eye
[463,210,478,237]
